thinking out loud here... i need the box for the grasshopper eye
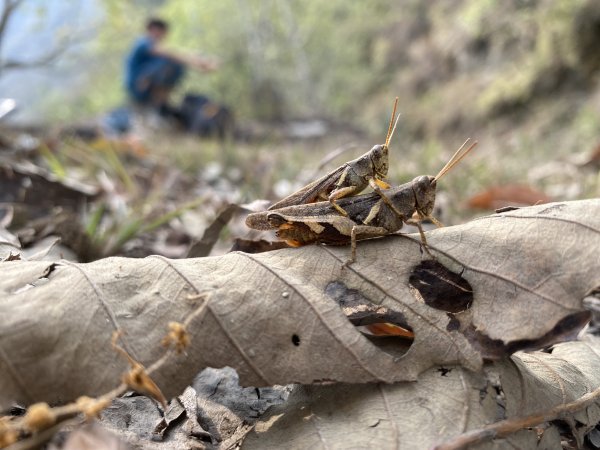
[370,145,388,175]
[413,176,436,216]
[371,144,384,156]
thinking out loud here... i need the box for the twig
[309,143,358,179]
[432,384,600,450]
[1,301,206,449]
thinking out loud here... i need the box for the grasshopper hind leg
[345,224,389,266]
[328,186,359,217]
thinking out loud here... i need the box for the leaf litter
[1,199,600,448]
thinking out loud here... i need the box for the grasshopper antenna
[434,139,478,182]
[384,97,399,147]
[386,111,402,148]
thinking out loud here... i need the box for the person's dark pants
[128,58,185,107]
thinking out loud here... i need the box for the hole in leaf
[409,260,473,313]
[291,334,300,346]
[464,311,592,360]
[446,314,461,331]
[437,367,452,377]
[325,281,414,358]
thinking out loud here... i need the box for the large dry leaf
[0,200,598,409]
[242,337,600,450]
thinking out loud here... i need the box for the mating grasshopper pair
[246,98,477,263]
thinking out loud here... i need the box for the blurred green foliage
[35,0,600,134]
[86,0,400,121]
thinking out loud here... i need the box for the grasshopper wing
[267,166,345,210]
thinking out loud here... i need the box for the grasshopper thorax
[369,144,389,178]
[412,175,437,218]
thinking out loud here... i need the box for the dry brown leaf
[467,184,552,210]
[0,200,598,409]
[187,204,246,258]
[242,337,600,450]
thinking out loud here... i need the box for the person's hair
[146,18,169,32]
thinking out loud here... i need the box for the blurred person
[125,18,218,116]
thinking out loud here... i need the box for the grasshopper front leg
[368,177,406,219]
[368,179,436,258]
[404,217,434,258]
[411,210,444,228]
[346,224,390,265]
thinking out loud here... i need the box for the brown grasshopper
[246,139,477,262]
[267,98,402,216]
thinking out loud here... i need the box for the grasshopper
[246,139,477,263]
[267,98,402,216]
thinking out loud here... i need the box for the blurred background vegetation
[1,0,600,259]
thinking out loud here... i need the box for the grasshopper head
[369,144,389,178]
[412,175,437,217]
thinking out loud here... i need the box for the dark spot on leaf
[446,314,461,331]
[325,281,412,330]
[437,367,452,376]
[291,334,300,346]
[495,206,521,213]
[230,239,291,254]
[409,260,473,313]
[4,252,21,261]
[7,405,26,416]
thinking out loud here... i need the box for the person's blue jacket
[125,37,184,103]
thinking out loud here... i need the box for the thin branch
[0,0,24,43]
[0,40,69,71]
[0,0,23,51]
[0,1,79,76]
[0,308,204,448]
[432,384,600,450]
[309,143,358,179]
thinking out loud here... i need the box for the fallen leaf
[0,200,598,409]
[242,337,600,450]
[0,226,20,260]
[467,184,551,210]
[187,204,246,258]
[99,368,288,449]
